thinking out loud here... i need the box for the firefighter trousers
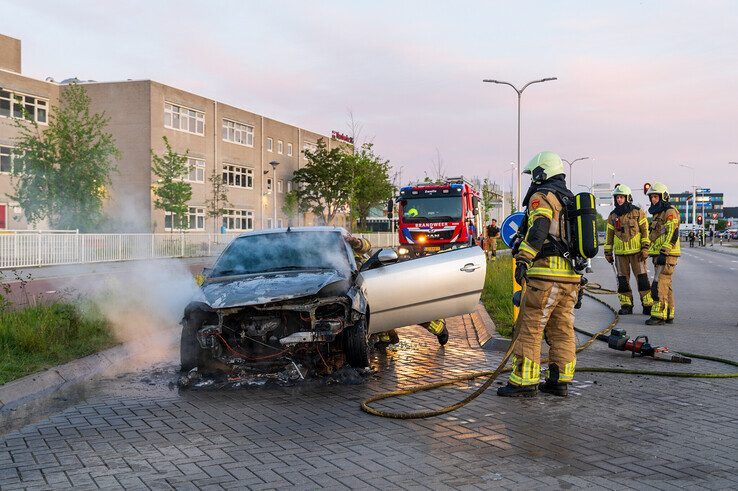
[614,254,653,308]
[651,256,678,320]
[510,279,579,386]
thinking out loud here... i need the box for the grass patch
[0,303,116,385]
[481,255,515,338]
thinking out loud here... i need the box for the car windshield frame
[401,196,463,223]
[210,231,353,278]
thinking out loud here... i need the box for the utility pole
[483,77,557,209]
[270,161,280,228]
[680,164,697,228]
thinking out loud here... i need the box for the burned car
[180,227,486,372]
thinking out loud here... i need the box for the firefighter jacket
[604,207,650,256]
[648,205,681,257]
[516,191,581,284]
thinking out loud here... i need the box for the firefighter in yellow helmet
[344,234,449,346]
[498,151,580,398]
[604,184,654,315]
[645,182,680,325]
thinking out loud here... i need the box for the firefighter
[497,151,581,398]
[485,218,500,261]
[603,184,653,316]
[344,234,449,346]
[645,183,680,325]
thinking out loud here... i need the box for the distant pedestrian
[688,230,695,248]
[485,218,500,261]
[709,229,714,247]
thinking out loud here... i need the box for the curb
[0,342,139,411]
[470,303,511,352]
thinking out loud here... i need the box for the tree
[348,143,394,229]
[10,83,120,231]
[282,190,300,227]
[205,164,230,233]
[291,139,352,225]
[151,136,192,232]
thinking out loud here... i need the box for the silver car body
[357,245,486,334]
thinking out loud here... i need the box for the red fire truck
[395,178,481,256]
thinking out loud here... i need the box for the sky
[5,0,738,206]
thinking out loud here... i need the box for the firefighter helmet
[612,183,633,204]
[646,182,669,201]
[523,151,565,184]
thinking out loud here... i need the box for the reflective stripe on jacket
[604,207,650,255]
[649,206,681,257]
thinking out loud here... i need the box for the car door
[357,246,486,334]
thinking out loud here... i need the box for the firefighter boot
[538,364,568,397]
[645,317,665,326]
[437,326,449,346]
[618,305,633,316]
[643,305,652,316]
[497,382,537,397]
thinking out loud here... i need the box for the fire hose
[361,283,738,419]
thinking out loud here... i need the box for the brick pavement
[1,287,737,489]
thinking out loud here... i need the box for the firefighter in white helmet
[645,182,680,325]
[604,184,653,315]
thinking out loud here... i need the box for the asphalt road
[0,247,737,489]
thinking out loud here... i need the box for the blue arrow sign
[501,212,525,247]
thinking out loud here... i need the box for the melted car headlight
[398,247,409,255]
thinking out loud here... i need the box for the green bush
[481,255,515,338]
[0,302,115,385]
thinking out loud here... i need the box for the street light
[562,157,590,187]
[679,164,697,227]
[483,77,557,209]
[269,161,280,228]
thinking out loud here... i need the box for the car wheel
[344,318,370,368]
[180,320,203,372]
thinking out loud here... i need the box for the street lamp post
[562,157,590,187]
[269,161,280,228]
[680,164,696,228]
[483,77,557,209]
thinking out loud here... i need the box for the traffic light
[728,221,733,228]
[697,215,703,225]
[643,182,651,195]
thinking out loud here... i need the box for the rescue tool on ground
[604,328,691,363]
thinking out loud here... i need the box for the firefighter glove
[655,253,667,266]
[514,260,529,285]
[605,252,614,264]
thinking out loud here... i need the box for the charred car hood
[201,269,350,309]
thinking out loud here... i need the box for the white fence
[0,231,398,269]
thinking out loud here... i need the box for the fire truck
[394,178,481,256]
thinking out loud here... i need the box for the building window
[277,180,284,193]
[267,218,273,229]
[0,88,48,124]
[267,137,273,152]
[287,181,293,193]
[164,209,198,231]
[222,209,254,231]
[277,219,283,228]
[277,140,283,154]
[188,207,205,230]
[266,177,273,191]
[303,141,317,153]
[222,164,253,188]
[222,119,254,146]
[287,143,293,156]
[0,146,14,173]
[185,157,205,183]
[164,102,205,135]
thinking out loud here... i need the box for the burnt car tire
[344,318,370,368]
[180,321,206,372]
